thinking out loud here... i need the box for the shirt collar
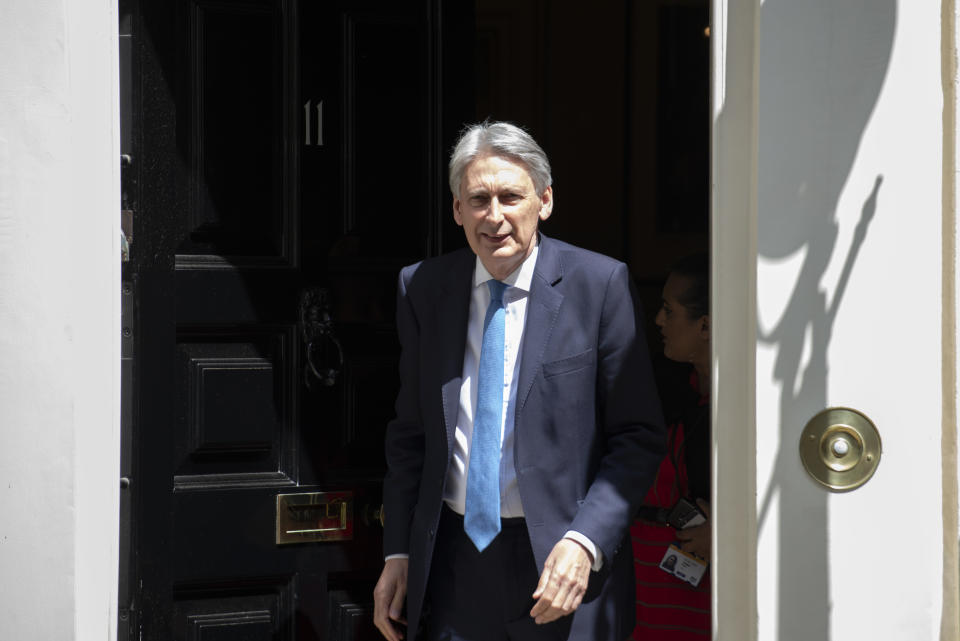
[472,239,539,293]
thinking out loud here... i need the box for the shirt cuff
[385,553,409,562]
[563,530,603,571]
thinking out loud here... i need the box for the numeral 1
[304,99,324,147]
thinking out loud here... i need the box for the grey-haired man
[373,122,665,641]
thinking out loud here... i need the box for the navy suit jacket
[383,234,666,640]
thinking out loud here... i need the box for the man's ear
[539,186,554,222]
[699,315,711,341]
[453,197,464,227]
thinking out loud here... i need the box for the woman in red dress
[630,254,711,640]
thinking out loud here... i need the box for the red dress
[629,378,710,640]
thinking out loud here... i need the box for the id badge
[659,543,708,587]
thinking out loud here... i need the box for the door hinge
[121,209,133,262]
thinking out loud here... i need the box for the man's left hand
[529,538,592,624]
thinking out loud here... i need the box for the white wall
[756,0,944,639]
[715,0,954,639]
[0,1,121,639]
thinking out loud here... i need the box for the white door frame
[710,0,759,638]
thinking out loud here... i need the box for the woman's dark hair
[670,252,709,320]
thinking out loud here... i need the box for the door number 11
[304,99,323,146]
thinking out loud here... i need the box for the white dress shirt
[441,243,602,570]
[442,245,536,518]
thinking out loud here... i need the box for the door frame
[709,1,758,638]
[710,1,960,640]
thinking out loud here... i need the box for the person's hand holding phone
[674,500,710,561]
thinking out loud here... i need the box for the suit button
[429,529,435,538]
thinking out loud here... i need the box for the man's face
[453,153,553,280]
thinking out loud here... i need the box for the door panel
[131,1,469,637]
[174,326,297,486]
[174,580,295,640]
[185,0,289,265]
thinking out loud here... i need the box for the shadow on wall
[753,1,895,639]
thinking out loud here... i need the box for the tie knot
[486,280,507,303]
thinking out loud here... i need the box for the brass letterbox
[276,491,354,544]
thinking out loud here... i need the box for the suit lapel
[436,250,474,455]
[516,235,563,412]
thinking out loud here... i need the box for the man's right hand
[373,557,409,641]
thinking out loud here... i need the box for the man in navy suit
[373,122,665,641]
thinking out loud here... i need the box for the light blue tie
[464,279,508,552]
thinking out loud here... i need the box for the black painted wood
[328,590,378,641]
[131,1,474,637]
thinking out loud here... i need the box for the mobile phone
[666,497,706,530]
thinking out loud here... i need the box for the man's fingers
[530,539,592,624]
[389,581,407,624]
[560,582,584,614]
[546,560,573,609]
[529,590,552,617]
[531,557,554,600]
[530,600,547,618]
[540,579,571,622]
[535,573,579,624]
[374,590,402,641]
[373,602,402,641]
[373,559,408,641]
[530,567,558,617]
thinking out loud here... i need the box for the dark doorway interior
[118,1,708,639]
[468,0,709,352]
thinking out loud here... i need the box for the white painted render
[715,0,957,640]
[0,1,121,640]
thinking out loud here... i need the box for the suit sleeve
[569,262,667,561]
[382,267,425,557]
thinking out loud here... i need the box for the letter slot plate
[276,491,353,544]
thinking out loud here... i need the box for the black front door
[123,1,472,638]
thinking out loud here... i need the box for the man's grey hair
[448,121,553,197]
